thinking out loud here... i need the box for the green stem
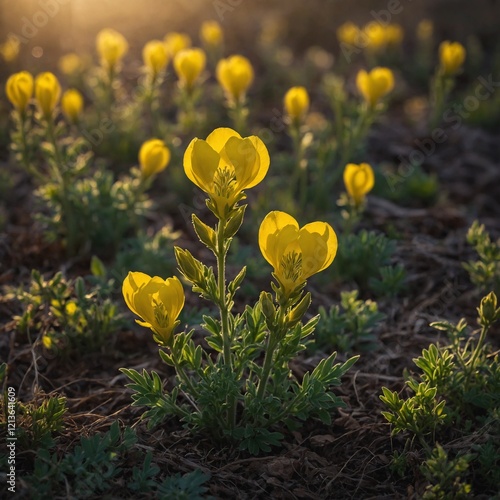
[256,305,286,400]
[465,325,488,387]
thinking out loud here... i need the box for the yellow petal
[184,139,220,194]
[221,136,259,189]
[298,221,338,278]
[259,211,298,269]
[122,271,152,315]
[205,127,241,153]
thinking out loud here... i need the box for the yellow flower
[284,86,310,123]
[6,71,34,113]
[200,20,223,47]
[439,41,466,76]
[216,55,254,103]
[59,53,84,75]
[139,139,171,179]
[183,127,270,218]
[35,72,61,118]
[343,163,375,206]
[122,272,184,345]
[417,20,433,42]
[142,40,169,79]
[356,67,394,108]
[164,32,192,58]
[259,211,337,296]
[61,89,84,123]
[173,48,206,91]
[96,28,128,69]
[386,24,404,46]
[0,37,20,62]
[364,22,387,51]
[336,22,360,46]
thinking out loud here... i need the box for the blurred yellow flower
[35,72,61,118]
[122,272,184,345]
[284,86,310,123]
[61,89,84,123]
[0,37,20,62]
[356,67,394,107]
[139,139,171,179]
[417,19,433,42]
[6,71,34,113]
[142,40,169,79]
[183,127,269,218]
[259,211,337,296]
[336,22,360,46]
[164,32,192,58]
[216,55,254,103]
[200,20,223,47]
[173,48,206,91]
[343,163,375,206]
[364,22,387,51]
[96,28,128,69]
[386,24,404,46]
[59,53,84,75]
[439,41,466,76]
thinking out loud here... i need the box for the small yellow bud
[61,89,84,123]
[439,41,466,76]
[200,20,223,47]
[216,55,254,103]
[284,86,310,123]
[142,40,169,79]
[343,163,375,206]
[336,22,360,46]
[173,48,206,91]
[35,72,61,119]
[139,139,171,179]
[386,24,404,46]
[6,71,34,113]
[0,37,20,62]
[164,32,191,58]
[356,67,394,108]
[417,20,433,42]
[96,28,128,70]
[59,53,84,76]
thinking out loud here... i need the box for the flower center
[213,165,237,199]
[280,251,302,283]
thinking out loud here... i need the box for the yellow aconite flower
[336,22,360,46]
[216,55,254,103]
[96,28,128,69]
[122,272,184,345]
[6,71,34,112]
[164,32,192,58]
[35,72,61,118]
[183,127,270,218]
[61,89,83,123]
[259,211,337,295]
[59,53,84,75]
[173,48,206,91]
[0,37,20,62]
[343,163,375,206]
[439,41,466,76]
[284,86,310,123]
[356,67,394,108]
[139,139,171,178]
[200,20,223,47]
[142,40,169,78]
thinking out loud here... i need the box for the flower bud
[6,71,34,113]
[216,55,254,103]
[61,89,84,123]
[173,48,206,91]
[35,72,61,119]
[343,163,375,206]
[284,86,310,124]
[139,139,170,179]
[96,28,128,70]
[439,41,466,76]
[164,32,191,58]
[200,20,223,47]
[356,67,394,108]
[142,40,169,79]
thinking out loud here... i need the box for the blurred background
[1,0,499,72]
